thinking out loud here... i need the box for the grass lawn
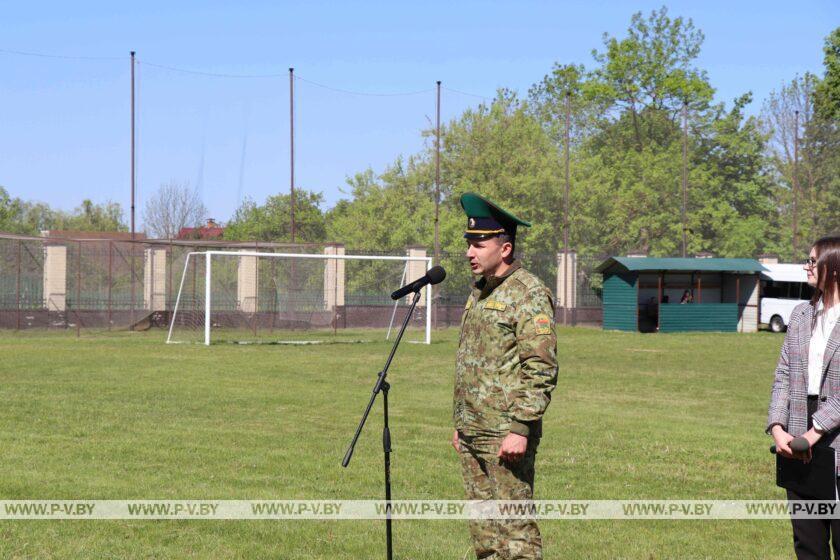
[0,326,793,559]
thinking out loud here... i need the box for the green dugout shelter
[595,257,766,333]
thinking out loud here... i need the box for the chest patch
[533,313,552,335]
[483,300,507,311]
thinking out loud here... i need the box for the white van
[760,264,814,332]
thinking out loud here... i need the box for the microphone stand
[342,287,423,560]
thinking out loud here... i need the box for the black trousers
[789,396,840,560]
[788,484,840,559]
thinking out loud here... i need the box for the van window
[763,280,814,300]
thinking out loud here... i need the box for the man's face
[466,237,511,277]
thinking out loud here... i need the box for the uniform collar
[474,260,521,296]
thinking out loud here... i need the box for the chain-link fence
[0,232,604,338]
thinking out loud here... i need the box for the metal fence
[0,232,604,336]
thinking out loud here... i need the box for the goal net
[166,251,432,345]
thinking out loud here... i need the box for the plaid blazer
[767,301,840,474]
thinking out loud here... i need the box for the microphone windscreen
[790,437,810,453]
[427,266,446,285]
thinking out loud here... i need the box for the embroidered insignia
[465,298,473,310]
[484,301,507,311]
[533,313,552,335]
[469,218,476,228]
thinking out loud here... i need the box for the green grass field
[0,327,797,559]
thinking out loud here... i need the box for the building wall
[237,252,258,313]
[722,274,760,332]
[406,247,427,307]
[323,245,346,310]
[556,251,577,308]
[43,245,66,312]
[659,303,739,332]
[602,271,637,331]
[143,248,167,311]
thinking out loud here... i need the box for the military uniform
[454,193,558,560]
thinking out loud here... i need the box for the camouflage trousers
[458,435,542,560]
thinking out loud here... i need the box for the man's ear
[501,241,514,260]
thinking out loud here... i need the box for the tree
[587,6,714,152]
[528,63,601,146]
[0,188,127,235]
[55,199,127,232]
[815,27,840,121]
[810,27,840,239]
[319,8,823,267]
[0,187,28,234]
[525,7,776,259]
[326,159,436,252]
[225,189,326,242]
[691,94,775,257]
[760,74,821,258]
[142,181,207,239]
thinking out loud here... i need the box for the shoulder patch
[484,300,507,311]
[533,313,552,335]
[465,298,473,310]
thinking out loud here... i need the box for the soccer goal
[166,250,433,345]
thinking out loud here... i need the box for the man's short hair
[496,232,515,256]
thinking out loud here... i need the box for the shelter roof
[595,257,765,274]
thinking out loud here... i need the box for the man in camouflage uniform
[452,192,558,560]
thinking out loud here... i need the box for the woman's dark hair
[810,235,840,308]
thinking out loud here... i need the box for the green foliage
[326,159,436,251]
[323,8,839,267]
[0,187,28,234]
[224,189,327,243]
[761,60,840,259]
[815,27,840,121]
[588,7,714,150]
[1,15,836,266]
[56,199,127,232]
[0,189,126,234]
[439,90,564,292]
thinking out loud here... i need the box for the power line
[295,75,434,97]
[0,48,472,99]
[0,47,123,61]
[137,60,286,78]
[442,86,493,101]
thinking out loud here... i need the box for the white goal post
[166,250,433,346]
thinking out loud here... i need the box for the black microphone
[390,266,446,300]
[770,436,810,454]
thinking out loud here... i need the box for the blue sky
[1,1,837,231]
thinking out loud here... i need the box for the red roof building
[177,219,224,240]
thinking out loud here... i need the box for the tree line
[2,8,837,268]
[232,8,840,263]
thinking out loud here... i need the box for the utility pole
[130,51,136,330]
[434,81,441,328]
[681,100,688,258]
[434,81,441,268]
[793,109,799,257]
[289,67,296,243]
[562,91,571,326]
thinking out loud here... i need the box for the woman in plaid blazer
[768,235,840,559]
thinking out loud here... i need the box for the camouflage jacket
[453,260,558,441]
